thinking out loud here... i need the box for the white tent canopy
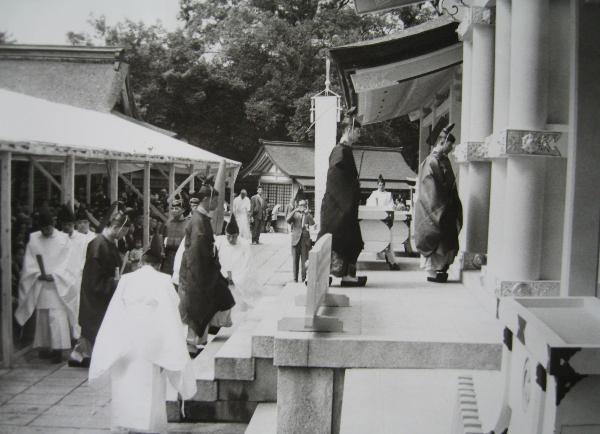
[0,88,240,169]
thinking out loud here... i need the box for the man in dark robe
[318,110,367,287]
[414,124,463,283]
[250,187,266,244]
[68,209,130,366]
[160,197,187,275]
[179,185,235,356]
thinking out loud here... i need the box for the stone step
[168,422,247,434]
[218,358,277,402]
[245,403,277,434]
[251,283,298,358]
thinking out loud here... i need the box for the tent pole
[168,164,176,198]
[143,162,151,249]
[62,155,75,210]
[189,165,195,193]
[28,161,35,212]
[86,164,92,205]
[109,160,119,204]
[1,151,13,368]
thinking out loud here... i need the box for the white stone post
[499,0,550,284]
[455,8,494,269]
[314,96,338,226]
[487,0,511,281]
[459,40,472,145]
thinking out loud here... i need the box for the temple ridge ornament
[487,129,562,158]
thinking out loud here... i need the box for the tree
[73,2,434,168]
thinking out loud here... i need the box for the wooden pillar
[168,164,176,198]
[28,161,35,212]
[62,155,75,210]
[109,160,119,204]
[1,152,13,368]
[189,165,195,193]
[86,164,92,205]
[143,162,151,249]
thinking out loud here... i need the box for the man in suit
[250,187,266,244]
[286,199,315,282]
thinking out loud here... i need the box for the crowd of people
[10,179,262,433]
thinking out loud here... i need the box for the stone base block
[219,358,277,402]
[460,251,486,271]
[278,315,343,333]
[496,280,560,297]
[295,293,350,307]
[167,400,258,423]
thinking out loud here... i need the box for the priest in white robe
[232,189,252,240]
[215,214,258,313]
[15,206,79,363]
[89,235,196,434]
[366,175,399,270]
[75,206,97,245]
[59,205,89,332]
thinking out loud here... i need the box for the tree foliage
[70,1,435,169]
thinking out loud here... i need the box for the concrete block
[277,367,333,434]
[218,359,277,402]
[214,355,254,381]
[191,379,218,402]
[273,338,308,367]
[167,422,247,434]
[246,403,277,434]
[176,400,258,423]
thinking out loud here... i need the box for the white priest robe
[15,230,78,349]
[67,230,89,334]
[89,265,196,434]
[232,195,252,240]
[214,235,258,311]
[366,189,394,208]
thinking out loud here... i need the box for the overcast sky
[0,0,182,45]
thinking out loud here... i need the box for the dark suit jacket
[287,210,315,247]
[250,194,265,220]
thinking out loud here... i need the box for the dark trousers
[292,235,310,282]
[251,219,263,243]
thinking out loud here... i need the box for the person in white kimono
[232,189,252,240]
[75,206,97,245]
[366,175,399,270]
[215,214,258,313]
[59,205,88,330]
[89,235,196,434]
[15,206,79,363]
[366,175,395,208]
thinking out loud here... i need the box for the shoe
[68,357,90,368]
[38,349,51,359]
[388,263,400,271]
[426,272,448,283]
[340,276,367,287]
[208,326,221,335]
[188,347,203,359]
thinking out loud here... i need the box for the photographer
[286,199,315,283]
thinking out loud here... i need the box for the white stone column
[314,96,337,226]
[493,0,511,133]
[487,0,511,284]
[496,0,553,288]
[509,0,549,130]
[459,40,472,144]
[455,9,494,269]
[502,157,545,280]
[469,23,494,141]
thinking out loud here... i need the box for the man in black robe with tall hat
[69,205,130,366]
[179,184,235,355]
[318,108,367,287]
[414,124,463,283]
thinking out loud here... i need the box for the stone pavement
[0,233,292,434]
